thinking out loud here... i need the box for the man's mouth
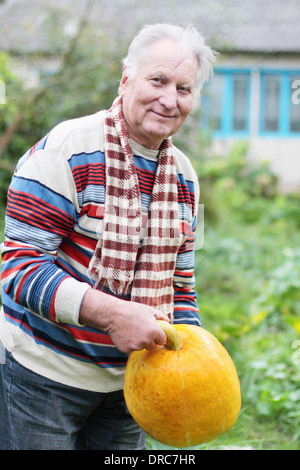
[152,111,175,119]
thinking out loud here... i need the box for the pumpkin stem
[156,320,183,350]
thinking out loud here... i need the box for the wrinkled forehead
[138,39,198,81]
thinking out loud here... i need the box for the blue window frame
[202,69,251,138]
[202,68,300,139]
[260,71,300,137]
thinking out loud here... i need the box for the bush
[190,146,300,449]
[0,23,126,204]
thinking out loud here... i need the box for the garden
[148,141,300,450]
[1,24,300,449]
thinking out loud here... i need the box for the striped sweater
[0,109,201,392]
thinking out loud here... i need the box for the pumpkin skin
[124,323,241,448]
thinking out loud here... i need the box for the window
[262,75,280,132]
[260,72,300,136]
[233,75,249,131]
[203,68,300,138]
[207,73,223,131]
[203,71,251,137]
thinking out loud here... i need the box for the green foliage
[0,52,27,203]
[196,145,300,449]
[148,141,300,450]
[0,17,125,204]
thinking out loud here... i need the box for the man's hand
[79,288,170,354]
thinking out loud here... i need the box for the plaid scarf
[88,96,181,316]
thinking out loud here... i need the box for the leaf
[285,316,300,334]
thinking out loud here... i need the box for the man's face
[119,39,198,150]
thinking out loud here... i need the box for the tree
[0,2,126,202]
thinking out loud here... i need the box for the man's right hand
[79,288,170,354]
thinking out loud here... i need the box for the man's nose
[159,85,177,110]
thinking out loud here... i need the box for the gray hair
[121,23,218,96]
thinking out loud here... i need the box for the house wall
[209,54,300,193]
[8,52,300,193]
[212,137,300,193]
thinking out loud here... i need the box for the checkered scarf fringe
[88,96,181,316]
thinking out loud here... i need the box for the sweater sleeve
[172,146,201,327]
[0,145,90,326]
[172,212,201,326]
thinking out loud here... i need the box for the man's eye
[151,77,163,84]
[178,86,191,95]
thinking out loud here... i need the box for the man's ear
[119,66,129,96]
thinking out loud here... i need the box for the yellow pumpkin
[124,321,241,448]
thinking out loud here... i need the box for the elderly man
[0,23,216,450]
